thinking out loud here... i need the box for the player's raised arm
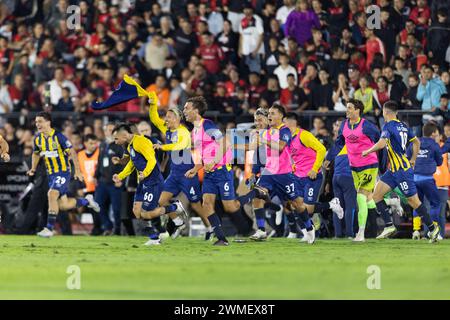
[148,91,167,134]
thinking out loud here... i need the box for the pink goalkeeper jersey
[192,118,232,170]
[289,128,320,178]
[343,118,378,168]
[263,124,293,175]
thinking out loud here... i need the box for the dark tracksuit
[407,137,443,235]
[94,140,124,234]
[332,146,357,238]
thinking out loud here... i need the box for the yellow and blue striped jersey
[149,102,194,175]
[117,134,161,182]
[33,129,72,175]
[381,119,416,172]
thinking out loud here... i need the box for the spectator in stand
[196,31,224,76]
[392,0,411,31]
[174,17,198,68]
[363,27,386,72]
[427,9,450,70]
[238,3,264,74]
[260,75,281,108]
[347,63,361,91]
[441,71,450,93]
[263,36,282,76]
[276,0,295,29]
[351,12,367,47]
[332,73,354,111]
[409,0,431,37]
[247,72,265,110]
[273,53,297,90]
[311,68,334,112]
[216,19,239,66]
[146,75,170,111]
[284,0,320,46]
[375,8,398,66]
[300,62,320,100]
[354,75,375,114]
[328,0,348,39]
[417,64,447,111]
[383,65,407,104]
[325,46,348,83]
[55,87,74,112]
[432,93,450,126]
[48,66,79,107]
[394,56,411,87]
[144,32,169,72]
[224,66,246,98]
[373,76,391,111]
[280,73,308,112]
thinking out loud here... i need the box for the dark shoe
[213,239,229,246]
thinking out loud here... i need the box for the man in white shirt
[238,4,264,74]
[48,66,79,106]
[276,0,295,27]
[273,53,298,89]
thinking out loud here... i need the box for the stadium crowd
[0,0,450,237]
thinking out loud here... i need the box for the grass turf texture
[0,236,449,299]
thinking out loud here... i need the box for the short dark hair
[347,98,364,116]
[423,123,438,137]
[186,96,208,115]
[270,103,287,118]
[441,93,449,100]
[383,100,399,112]
[113,123,133,134]
[84,134,98,142]
[36,111,52,123]
[285,112,299,124]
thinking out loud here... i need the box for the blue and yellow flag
[91,74,150,110]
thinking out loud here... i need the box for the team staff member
[27,112,100,238]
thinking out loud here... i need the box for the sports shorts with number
[48,172,71,196]
[163,173,201,203]
[135,177,163,211]
[257,173,299,201]
[380,168,417,198]
[294,173,323,205]
[351,167,378,192]
[202,166,236,201]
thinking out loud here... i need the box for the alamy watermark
[366,265,381,290]
[66,265,81,290]
[366,5,381,30]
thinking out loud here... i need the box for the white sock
[301,228,307,236]
[207,226,213,232]
[172,217,183,226]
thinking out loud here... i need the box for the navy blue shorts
[294,173,323,205]
[414,177,441,209]
[48,172,71,196]
[257,173,299,201]
[380,169,417,198]
[163,173,202,203]
[135,179,163,212]
[202,167,236,201]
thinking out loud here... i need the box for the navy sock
[295,210,313,231]
[229,209,251,235]
[164,204,177,213]
[144,220,159,240]
[254,208,265,231]
[46,212,57,230]
[314,202,330,213]
[286,212,298,233]
[238,190,256,206]
[376,200,393,227]
[416,203,435,231]
[207,213,227,241]
[76,198,89,207]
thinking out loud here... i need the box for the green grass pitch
[0,235,449,299]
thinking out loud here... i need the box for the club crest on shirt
[130,149,136,157]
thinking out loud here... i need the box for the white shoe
[353,229,365,242]
[306,229,315,244]
[299,228,309,242]
[267,229,276,239]
[376,225,396,239]
[388,197,404,216]
[85,194,100,213]
[437,234,443,241]
[144,239,161,246]
[171,223,186,239]
[275,206,283,225]
[287,232,298,239]
[159,231,170,240]
[37,227,54,238]
[249,229,267,241]
[173,200,188,220]
[329,198,344,220]
[412,230,421,240]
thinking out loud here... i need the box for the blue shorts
[163,173,201,203]
[295,173,323,205]
[257,173,299,201]
[202,167,236,201]
[134,179,163,212]
[48,172,71,196]
[414,177,441,209]
[380,169,417,198]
